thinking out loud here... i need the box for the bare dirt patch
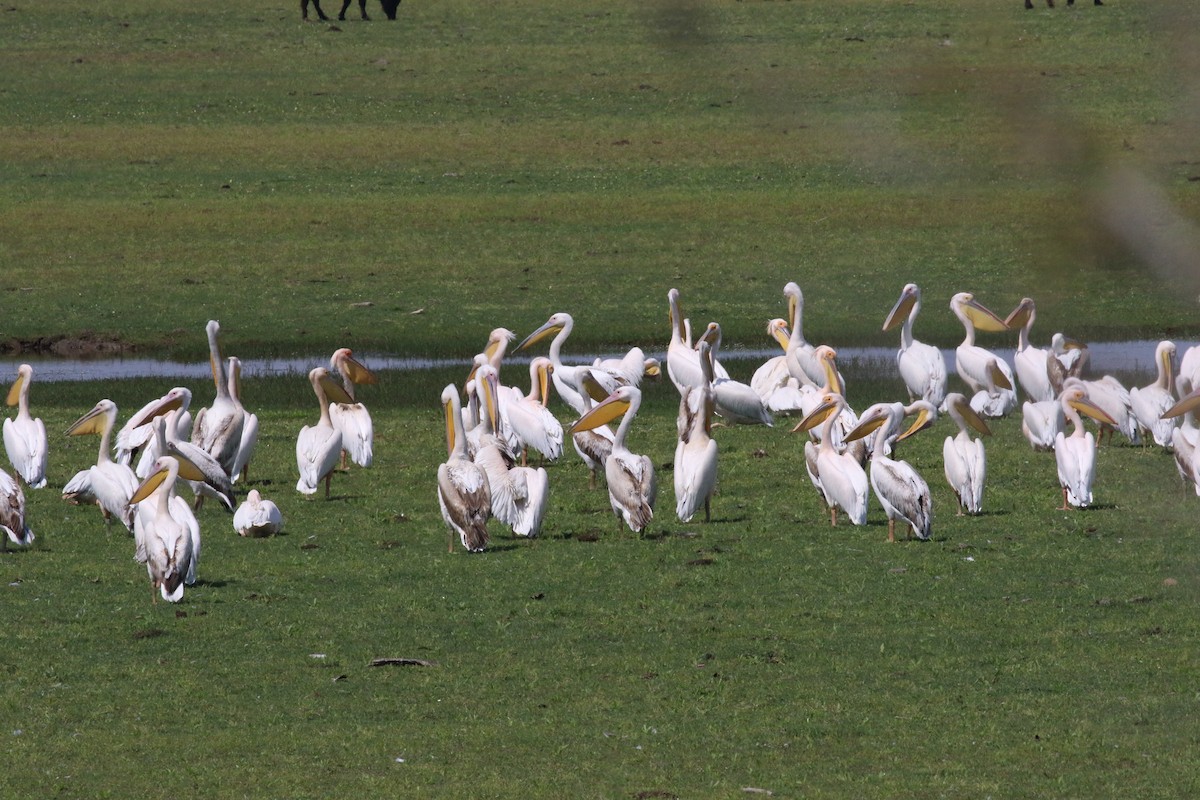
[0,331,134,357]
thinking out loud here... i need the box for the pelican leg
[887,519,896,543]
[830,506,838,527]
[448,528,455,554]
[588,469,596,491]
[704,497,711,523]
[1057,487,1072,511]
[340,450,349,471]
[324,472,332,498]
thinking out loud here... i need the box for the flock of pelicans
[0,320,379,603]
[436,283,1200,553]
[3,284,1199,601]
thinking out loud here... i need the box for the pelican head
[517,313,571,351]
[843,403,894,442]
[813,345,843,395]
[950,292,1009,333]
[1004,297,1037,332]
[882,283,921,333]
[767,319,791,352]
[945,393,992,436]
[792,392,842,434]
[331,348,378,385]
[66,399,118,436]
[1061,386,1117,426]
[5,364,34,407]
[569,386,636,435]
[898,400,939,441]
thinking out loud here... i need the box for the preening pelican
[473,368,548,538]
[794,393,869,527]
[328,348,376,469]
[569,385,656,534]
[751,319,806,416]
[65,400,138,530]
[191,320,245,476]
[941,393,991,516]
[1129,341,1180,449]
[696,322,773,426]
[296,368,349,497]
[234,489,283,537]
[227,357,260,481]
[1021,396,1065,452]
[500,356,565,464]
[0,471,32,549]
[1047,333,1088,394]
[674,341,719,522]
[1005,297,1055,403]
[883,283,947,408]
[3,364,48,489]
[969,357,1018,419]
[1055,386,1117,509]
[569,370,616,491]
[130,455,199,603]
[157,410,236,512]
[666,288,705,395]
[592,348,660,391]
[845,403,933,542]
[517,312,589,414]
[950,292,1016,415]
[437,383,491,552]
[1063,376,1137,445]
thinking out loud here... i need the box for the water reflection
[0,340,1186,383]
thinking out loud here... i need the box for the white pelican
[591,347,661,392]
[674,341,719,523]
[569,385,656,534]
[1163,387,1200,494]
[0,471,32,549]
[569,369,616,491]
[191,320,245,476]
[942,392,991,516]
[1021,396,1065,452]
[157,409,236,512]
[666,288,705,395]
[328,348,376,469]
[949,292,1016,413]
[696,322,773,426]
[1055,386,1117,509]
[1046,333,1088,395]
[111,387,192,477]
[1129,341,1180,449]
[1179,345,1200,395]
[472,368,548,538]
[517,312,588,414]
[883,283,947,408]
[234,489,284,537]
[227,357,260,481]
[1005,297,1055,404]
[296,367,349,498]
[500,356,564,464]
[795,346,865,463]
[130,455,199,603]
[794,393,869,527]
[437,383,491,552]
[1063,376,1137,445]
[783,281,840,389]
[65,400,138,530]
[3,364,48,489]
[845,403,933,542]
[969,357,1019,419]
[750,319,806,416]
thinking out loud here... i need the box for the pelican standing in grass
[751,319,806,417]
[473,367,548,538]
[949,292,1015,413]
[296,368,350,498]
[1129,340,1180,449]
[1063,376,1137,445]
[569,385,656,534]
[130,455,199,603]
[234,489,283,537]
[1163,387,1200,495]
[328,347,377,469]
[227,357,259,481]
[783,281,838,389]
[3,364,48,489]
[191,320,245,477]
[674,341,719,523]
[696,322,773,426]
[1055,386,1117,509]
[942,392,991,516]
[1021,394,1065,452]
[517,312,590,414]
[114,387,192,477]
[65,399,138,530]
[883,283,946,408]
[1005,297,1055,404]
[569,369,616,491]
[500,356,564,464]
[794,393,869,527]
[0,471,32,549]
[157,409,236,512]
[969,357,1018,419]
[845,403,933,542]
[666,288,706,395]
[437,383,491,553]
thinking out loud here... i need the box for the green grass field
[3,1,1200,797]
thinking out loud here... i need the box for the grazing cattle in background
[1025,0,1103,7]
[302,0,400,21]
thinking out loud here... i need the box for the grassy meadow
[3,0,1200,797]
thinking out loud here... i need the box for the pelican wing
[3,416,48,488]
[870,457,932,540]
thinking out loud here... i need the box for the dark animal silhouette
[302,0,400,21]
[1026,0,1103,7]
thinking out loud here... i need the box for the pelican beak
[130,465,171,505]
[172,454,209,484]
[65,403,108,436]
[822,350,844,396]
[569,392,629,434]
[963,297,1009,333]
[642,359,662,378]
[579,370,610,404]
[897,405,937,442]
[792,395,839,434]
[1069,397,1117,426]
[127,392,187,431]
[443,389,457,457]
[537,362,552,407]
[1162,387,1200,420]
[517,320,562,352]
[844,410,888,443]
[988,360,1013,391]
[318,372,355,405]
[695,323,719,351]
[883,289,917,333]
[768,320,791,351]
[787,294,798,329]
[1060,336,1086,351]
[1161,347,1175,385]
[954,396,993,436]
[479,369,500,432]
[1003,298,1034,331]
[5,373,26,407]
[341,352,378,385]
